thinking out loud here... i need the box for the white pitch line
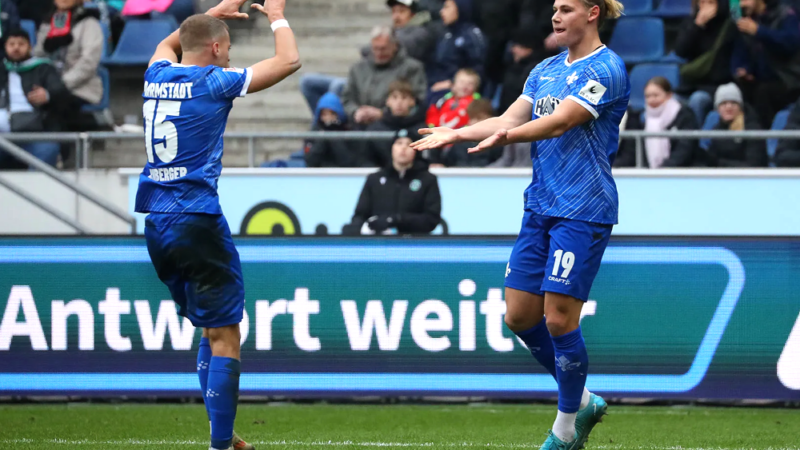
[1,439,798,450]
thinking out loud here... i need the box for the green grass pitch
[0,403,798,449]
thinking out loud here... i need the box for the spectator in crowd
[732,0,800,128]
[426,68,481,129]
[499,30,539,113]
[674,0,735,124]
[420,0,445,18]
[616,77,699,168]
[12,0,50,27]
[705,83,767,167]
[34,0,104,131]
[426,0,485,102]
[774,97,800,167]
[386,0,440,65]
[433,99,503,167]
[1,0,20,59]
[342,26,427,128]
[304,93,367,168]
[363,80,427,167]
[342,128,442,236]
[0,29,69,169]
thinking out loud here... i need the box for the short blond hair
[580,0,624,26]
[179,14,230,53]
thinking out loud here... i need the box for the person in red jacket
[426,68,480,129]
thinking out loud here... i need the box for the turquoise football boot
[574,393,608,449]
[539,430,581,450]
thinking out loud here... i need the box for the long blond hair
[580,0,625,26]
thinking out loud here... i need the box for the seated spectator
[775,97,800,167]
[426,68,480,129]
[499,30,539,113]
[433,99,503,167]
[387,0,440,65]
[487,142,533,168]
[705,83,767,167]
[34,0,104,131]
[616,77,699,168]
[0,29,69,169]
[342,128,442,236]
[304,93,366,168]
[674,0,735,124]
[427,0,485,102]
[732,0,800,128]
[342,26,427,128]
[1,0,20,59]
[363,80,427,167]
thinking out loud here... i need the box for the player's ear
[588,4,601,22]
[211,41,221,57]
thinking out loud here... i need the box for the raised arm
[410,97,533,151]
[246,0,302,94]
[149,0,249,66]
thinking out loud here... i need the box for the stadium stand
[654,0,693,18]
[608,17,665,64]
[628,63,681,111]
[20,19,37,45]
[103,18,178,65]
[622,0,654,16]
[768,108,792,166]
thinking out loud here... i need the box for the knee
[545,313,573,337]
[207,324,241,359]
[504,311,542,333]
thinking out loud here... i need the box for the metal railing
[2,129,800,169]
[0,137,136,234]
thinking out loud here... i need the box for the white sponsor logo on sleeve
[578,80,607,105]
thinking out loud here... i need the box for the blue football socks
[197,337,212,421]
[207,356,241,450]
[514,318,557,379]
[552,327,589,414]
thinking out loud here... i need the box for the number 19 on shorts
[552,250,575,278]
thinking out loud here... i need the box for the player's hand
[469,129,508,153]
[737,18,759,35]
[252,0,286,21]
[207,0,249,19]
[411,127,459,151]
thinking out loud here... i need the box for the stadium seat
[660,51,687,64]
[622,0,653,15]
[608,18,665,64]
[103,19,178,65]
[654,0,693,17]
[628,63,680,111]
[21,20,37,46]
[699,111,720,150]
[768,108,792,165]
[82,66,111,112]
[289,150,306,160]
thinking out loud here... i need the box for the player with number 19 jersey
[135,59,253,214]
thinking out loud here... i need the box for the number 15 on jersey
[143,100,182,164]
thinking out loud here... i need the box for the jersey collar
[564,45,606,67]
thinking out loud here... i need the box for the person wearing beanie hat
[342,127,441,236]
[705,83,767,167]
[731,0,800,127]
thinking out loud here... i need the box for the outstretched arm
[149,0,249,66]
[247,0,302,93]
[410,98,533,151]
[468,98,593,153]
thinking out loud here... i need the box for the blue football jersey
[520,46,630,225]
[135,59,253,214]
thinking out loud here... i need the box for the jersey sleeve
[207,66,254,101]
[144,59,173,80]
[519,64,543,105]
[565,60,628,119]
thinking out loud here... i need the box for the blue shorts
[144,213,245,328]
[505,210,612,302]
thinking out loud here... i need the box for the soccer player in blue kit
[412,0,629,448]
[135,0,300,448]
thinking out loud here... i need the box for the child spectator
[433,99,503,167]
[426,68,480,129]
[305,93,367,168]
[364,80,427,167]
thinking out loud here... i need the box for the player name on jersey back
[143,81,194,99]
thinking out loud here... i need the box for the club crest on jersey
[535,95,562,117]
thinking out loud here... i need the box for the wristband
[271,19,290,32]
